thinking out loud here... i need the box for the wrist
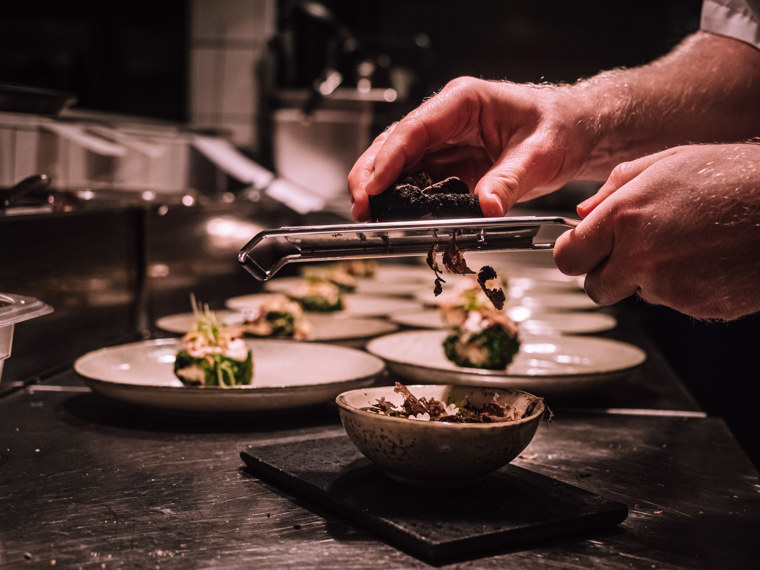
[564,73,638,180]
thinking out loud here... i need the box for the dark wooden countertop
[1,357,758,568]
[1,270,758,568]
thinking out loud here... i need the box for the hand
[347,76,595,221]
[554,144,760,321]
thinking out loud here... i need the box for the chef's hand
[347,77,595,221]
[554,144,760,321]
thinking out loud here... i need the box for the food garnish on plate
[240,295,311,339]
[335,259,378,278]
[301,265,357,292]
[173,297,253,387]
[439,281,520,370]
[286,278,344,312]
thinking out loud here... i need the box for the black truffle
[369,173,483,222]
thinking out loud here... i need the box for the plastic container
[0,293,53,382]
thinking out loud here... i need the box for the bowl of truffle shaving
[336,382,549,487]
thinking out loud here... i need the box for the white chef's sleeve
[701,0,760,49]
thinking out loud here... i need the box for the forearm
[570,31,760,179]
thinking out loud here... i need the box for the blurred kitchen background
[12,0,753,431]
[0,0,704,213]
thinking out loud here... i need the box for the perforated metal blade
[237,216,579,281]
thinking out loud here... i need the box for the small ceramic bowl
[336,384,546,486]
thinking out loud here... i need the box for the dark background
[0,0,703,122]
[0,0,190,121]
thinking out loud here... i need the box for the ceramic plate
[263,275,426,298]
[512,292,599,311]
[359,263,434,284]
[366,330,645,393]
[155,310,246,334]
[225,293,421,318]
[75,338,385,413]
[155,311,398,341]
[507,309,616,335]
[390,308,617,335]
[507,276,584,295]
[413,289,599,311]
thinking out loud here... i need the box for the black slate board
[240,434,628,564]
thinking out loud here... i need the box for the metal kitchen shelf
[238,216,579,281]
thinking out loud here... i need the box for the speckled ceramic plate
[155,311,398,341]
[75,338,385,413]
[366,330,645,393]
[225,293,421,318]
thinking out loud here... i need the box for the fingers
[556,149,682,305]
[347,78,486,221]
[348,77,572,221]
[348,125,400,222]
[475,131,566,216]
[554,219,641,306]
[583,257,641,306]
[576,149,679,217]
[553,213,614,277]
[347,109,443,221]
[553,183,634,306]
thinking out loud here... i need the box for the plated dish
[74,338,385,413]
[389,308,617,335]
[366,330,646,393]
[225,293,421,318]
[156,311,398,342]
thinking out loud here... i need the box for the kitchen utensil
[238,216,579,281]
[0,174,51,209]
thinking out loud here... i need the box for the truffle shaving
[477,265,506,310]
[442,232,475,275]
[426,242,446,296]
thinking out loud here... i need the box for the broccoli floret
[174,350,253,387]
[443,326,520,370]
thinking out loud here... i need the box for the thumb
[474,170,523,217]
[474,132,574,216]
[474,145,544,216]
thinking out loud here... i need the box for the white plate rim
[155,311,399,340]
[74,338,386,412]
[365,330,646,380]
[225,292,421,317]
[389,308,618,334]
